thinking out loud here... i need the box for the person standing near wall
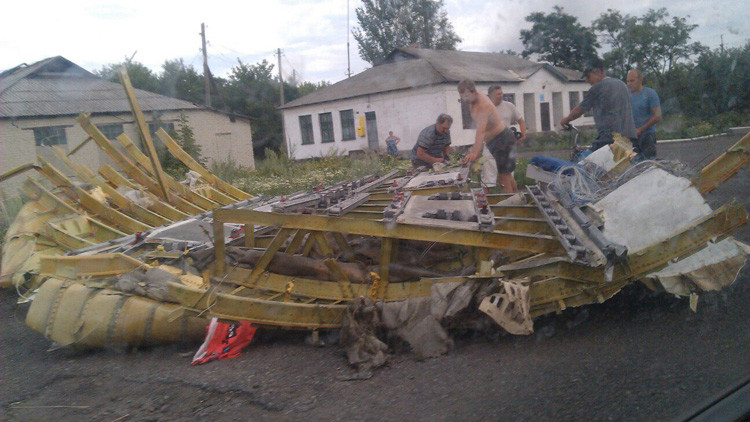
[385,131,400,157]
[626,69,662,160]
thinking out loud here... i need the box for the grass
[0,194,25,257]
[217,148,412,197]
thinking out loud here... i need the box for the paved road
[1,132,748,421]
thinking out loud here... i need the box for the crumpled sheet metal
[646,239,750,296]
[478,278,533,335]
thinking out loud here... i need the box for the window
[569,91,580,110]
[148,122,175,138]
[319,112,334,143]
[582,91,593,117]
[340,110,355,141]
[299,115,314,145]
[33,126,67,146]
[502,93,516,104]
[461,101,475,129]
[97,123,124,140]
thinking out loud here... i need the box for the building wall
[283,69,596,160]
[283,86,447,159]
[0,109,253,197]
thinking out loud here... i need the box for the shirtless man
[458,79,518,193]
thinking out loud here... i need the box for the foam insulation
[592,168,713,251]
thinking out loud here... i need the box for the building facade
[0,56,254,196]
[282,48,594,159]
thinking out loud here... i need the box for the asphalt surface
[1,132,748,421]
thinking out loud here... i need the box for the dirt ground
[1,133,749,421]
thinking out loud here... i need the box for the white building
[0,56,254,195]
[281,47,595,159]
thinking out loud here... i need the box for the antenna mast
[347,0,352,78]
[201,23,211,107]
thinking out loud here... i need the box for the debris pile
[1,71,749,371]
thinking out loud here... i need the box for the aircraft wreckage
[1,70,749,369]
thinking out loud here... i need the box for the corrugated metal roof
[282,47,584,109]
[0,56,199,119]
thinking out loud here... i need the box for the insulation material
[378,281,480,359]
[117,187,154,209]
[479,279,533,335]
[646,239,750,295]
[581,145,616,171]
[115,267,179,302]
[340,296,388,376]
[592,168,713,251]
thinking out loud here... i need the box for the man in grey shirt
[561,58,636,151]
[411,114,453,168]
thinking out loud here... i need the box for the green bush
[710,110,750,131]
[684,121,717,138]
[514,157,532,188]
[209,154,254,184]
[237,150,410,196]
[0,195,25,254]
[519,128,596,152]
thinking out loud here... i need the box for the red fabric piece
[191,318,257,365]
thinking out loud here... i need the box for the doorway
[365,111,378,149]
[540,102,551,131]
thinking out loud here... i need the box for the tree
[593,8,706,82]
[353,0,461,65]
[160,112,204,178]
[223,59,283,157]
[94,58,160,93]
[691,43,750,119]
[159,59,204,104]
[519,6,599,70]
[290,81,331,99]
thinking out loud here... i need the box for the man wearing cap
[626,68,662,160]
[560,58,636,151]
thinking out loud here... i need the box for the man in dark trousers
[561,58,636,151]
[458,79,518,192]
[627,68,662,160]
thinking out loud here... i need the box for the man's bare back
[471,94,505,142]
[458,80,506,163]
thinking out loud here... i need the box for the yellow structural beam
[117,67,170,201]
[693,130,750,194]
[214,207,563,254]
[155,128,252,201]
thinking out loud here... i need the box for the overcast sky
[1,0,746,84]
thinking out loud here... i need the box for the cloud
[1,0,747,83]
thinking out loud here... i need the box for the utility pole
[277,48,288,156]
[347,0,352,78]
[201,23,211,107]
[720,34,725,54]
